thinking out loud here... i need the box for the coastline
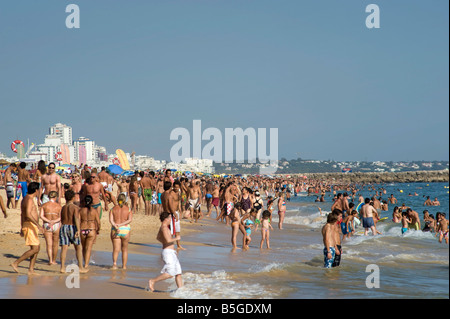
[296,169,449,184]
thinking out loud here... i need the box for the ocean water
[172,182,449,299]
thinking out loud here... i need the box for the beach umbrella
[122,170,134,176]
[108,164,123,175]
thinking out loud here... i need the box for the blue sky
[0,0,448,162]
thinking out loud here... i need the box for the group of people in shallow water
[2,161,448,291]
[321,187,448,269]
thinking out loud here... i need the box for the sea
[171,182,449,299]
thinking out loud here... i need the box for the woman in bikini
[230,202,246,250]
[79,195,100,269]
[39,191,61,265]
[109,194,133,269]
[129,176,139,214]
[277,192,286,230]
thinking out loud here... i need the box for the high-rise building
[49,123,73,145]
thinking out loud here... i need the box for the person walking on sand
[59,190,88,273]
[10,182,43,275]
[109,193,133,269]
[147,211,183,292]
[39,191,61,265]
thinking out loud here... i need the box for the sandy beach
[0,181,202,299]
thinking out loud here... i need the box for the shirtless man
[187,180,202,223]
[431,197,440,206]
[388,194,398,204]
[4,163,17,209]
[59,190,87,273]
[211,183,220,219]
[116,177,129,203]
[406,208,421,231]
[10,182,43,275]
[98,167,114,193]
[69,173,83,206]
[15,162,31,209]
[39,191,61,265]
[81,164,90,183]
[424,196,432,206]
[139,171,153,216]
[147,211,183,292]
[39,162,61,206]
[331,193,343,212]
[80,173,107,219]
[322,212,340,268]
[217,183,236,225]
[361,198,381,236]
[110,193,133,269]
[205,181,214,217]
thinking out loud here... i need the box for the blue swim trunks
[362,217,375,228]
[341,222,353,235]
[323,247,336,269]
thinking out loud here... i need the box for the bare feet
[10,262,19,273]
[147,279,155,292]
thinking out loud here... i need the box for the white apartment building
[49,123,73,145]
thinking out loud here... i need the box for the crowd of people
[1,160,448,291]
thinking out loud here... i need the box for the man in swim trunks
[187,179,202,223]
[139,171,153,216]
[80,172,107,219]
[407,208,421,230]
[10,182,43,275]
[39,162,61,206]
[3,163,17,209]
[361,198,381,236]
[147,211,183,292]
[322,212,340,269]
[15,162,31,209]
[436,213,448,244]
[59,189,87,273]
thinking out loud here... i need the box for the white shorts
[175,211,181,233]
[161,248,182,276]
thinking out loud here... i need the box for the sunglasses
[48,167,55,169]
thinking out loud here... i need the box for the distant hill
[213,158,449,175]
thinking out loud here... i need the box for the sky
[0,0,448,163]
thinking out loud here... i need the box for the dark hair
[65,189,75,201]
[19,162,26,169]
[262,210,271,219]
[163,181,172,191]
[327,213,339,223]
[160,211,171,222]
[38,160,47,174]
[365,198,371,204]
[84,195,93,207]
[173,180,181,188]
[28,182,40,195]
[332,209,342,216]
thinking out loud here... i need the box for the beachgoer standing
[109,193,132,269]
[10,182,43,275]
[39,191,61,265]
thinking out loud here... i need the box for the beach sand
[0,182,203,299]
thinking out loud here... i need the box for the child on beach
[436,213,448,244]
[260,210,273,249]
[401,211,411,235]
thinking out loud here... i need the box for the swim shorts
[362,217,375,228]
[161,248,182,276]
[6,182,14,199]
[323,247,336,269]
[143,188,153,202]
[59,224,81,246]
[401,227,408,234]
[212,197,219,207]
[22,221,40,246]
[332,245,342,267]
